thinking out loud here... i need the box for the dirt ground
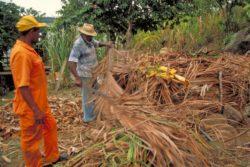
[1,85,250,167]
[0,85,87,167]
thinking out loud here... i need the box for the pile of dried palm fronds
[1,49,249,166]
[79,49,250,166]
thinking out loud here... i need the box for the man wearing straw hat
[68,23,112,122]
[10,15,67,167]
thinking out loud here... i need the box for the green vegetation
[40,0,249,89]
[131,13,226,52]
[1,0,249,88]
[0,2,20,54]
[56,0,186,41]
[43,27,77,74]
[130,0,250,53]
[0,1,45,55]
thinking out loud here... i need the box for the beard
[31,37,39,45]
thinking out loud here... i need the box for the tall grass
[130,5,249,53]
[230,4,250,29]
[43,27,77,75]
[130,12,225,53]
[42,27,77,90]
[165,13,225,52]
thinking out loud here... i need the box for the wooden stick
[219,71,223,104]
[199,128,213,142]
[219,71,224,113]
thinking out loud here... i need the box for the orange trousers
[19,108,59,167]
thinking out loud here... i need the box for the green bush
[230,4,250,29]
[130,1,250,53]
[129,30,164,52]
[130,12,226,53]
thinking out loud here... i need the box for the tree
[0,2,20,53]
[0,1,45,63]
[56,0,185,41]
[20,7,46,19]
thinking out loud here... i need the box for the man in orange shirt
[10,15,66,167]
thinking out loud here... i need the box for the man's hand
[19,86,45,125]
[68,61,82,88]
[99,41,114,48]
[75,77,82,87]
[34,110,45,124]
[106,41,114,48]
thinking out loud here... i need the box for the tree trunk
[125,21,133,49]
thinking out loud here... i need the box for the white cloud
[5,0,62,17]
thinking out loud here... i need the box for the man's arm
[99,42,111,48]
[68,61,81,87]
[68,40,82,87]
[93,39,113,48]
[20,86,45,124]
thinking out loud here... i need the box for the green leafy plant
[43,26,77,89]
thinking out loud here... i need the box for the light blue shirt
[69,36,99,77]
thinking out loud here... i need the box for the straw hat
[16,15,47,32]
[78,23,97,36]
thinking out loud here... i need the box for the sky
[1,0,62,17]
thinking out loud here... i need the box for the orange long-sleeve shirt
[10,40,48,116]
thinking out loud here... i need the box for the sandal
[52,152,69,164]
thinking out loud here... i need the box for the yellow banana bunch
[158,66,168,71]
[146,66,176,78]
[146,66,189,87]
